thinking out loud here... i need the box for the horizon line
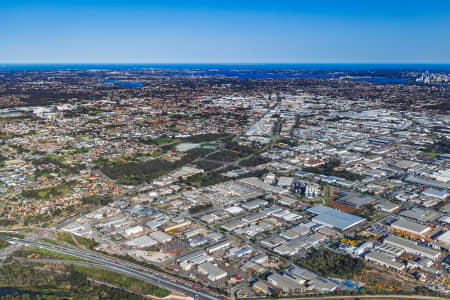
[2,62,450,65]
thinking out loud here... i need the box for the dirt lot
[358,268,416,292]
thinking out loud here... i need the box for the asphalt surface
[0,236,221,300]
[278,296,449,300]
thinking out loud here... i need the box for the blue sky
[1,0,450,63]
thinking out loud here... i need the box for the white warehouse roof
[307,205,366,231]
[391,219,431,236]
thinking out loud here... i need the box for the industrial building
[405,176,450,190]
[206,240,231,253]
[124,235,158,248]
[164,220,192,232]
[374,201,399,213]
[335,192,375,208]
[399,207,442,222]
[375,243,404,257]
[239,177,286,194]
[267,273,304,294]
[391,219,431,237]
[307,205,366,231]
[365,250,405,271]
[288,266,317,281]
[384,235,440,260]
[438,231,450,249]
[123,225,144,237]
[149,230,173,243]
[197,262,227,281]
[176,250,212,264]
[423,189,449,200]
[253,280,271,295]
[241,199,269,211]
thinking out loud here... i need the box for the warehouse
[224,206,244,215]
[384,235,440,260]
[335,192,375,208]
[267,273,303,294]
[374,201,399,213]
[274,244,298,256]
[438,231,450,249]
[242,261,265,273]
[391,219,431,237]
[221,219,248,231]
[252,280,271,295]
[99,214,128,229]
[308,278,338,293]
[243,212,266,223]
[146,216,169,230]
[423,189,449,200]
[149,230,173,243]
[278,196,298,207]
[240,177,286,194]
[277,176,294,187]
[124,235,158,248]
[365,250,405,271]
[185,227,208,239]
[241,199,268,211]
[207,240,231,253]
[176,250,212,264]
[405,176,450,190]
[189,235,208,247]
[164,220,192,232]
[260,235,286,248]
[399,207,441,222]
[288,266,317,281]
[124,225,144,237]
[375,243,404,257]
[197,262,227,281]
[307,205,366,231]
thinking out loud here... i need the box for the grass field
[10,228,37,233]
[422,151,440,158]
[37,237,67,247]
[56,232,99,249]
[71,264,171,297]
[0,239,11,250]
[22,184,71,200]
[13,246,87,262]
[153,137,177,145]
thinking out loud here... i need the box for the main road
[0,236,221,300]
[274,296,448,300]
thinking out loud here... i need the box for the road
[0,236,221,300]
[271,296,449,300]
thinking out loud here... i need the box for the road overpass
[0,236,221,300]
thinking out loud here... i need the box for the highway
[0,236,221,300]
[274,296,449,300]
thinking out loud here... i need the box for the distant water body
[189,70,338,79]
[348,77,408,84]
[99,79,143,88]
[1,63,450,72]
[0,287,35,297]
[1,63,449,84]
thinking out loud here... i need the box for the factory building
[197,262,227,281]
[391,219,431,237]
[384,235,440,260]
[307,205,366,231]
[365,250,405,271]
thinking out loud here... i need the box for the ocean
[1,63,450,72]
[1,63,449,84]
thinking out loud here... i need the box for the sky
[1,0,450,63]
